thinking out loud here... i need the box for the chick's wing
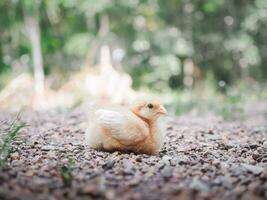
[95,109,149,143]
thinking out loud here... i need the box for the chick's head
[131,101,168,121]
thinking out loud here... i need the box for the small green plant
[0,116,26,169]
[60,158,74,186]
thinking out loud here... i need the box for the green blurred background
[0,0,267,116]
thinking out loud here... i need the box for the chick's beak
[157,105,168,115]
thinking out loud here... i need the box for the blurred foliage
[0,0,267,91]
[165,82,267,120]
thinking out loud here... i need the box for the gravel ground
[0,105,267,200]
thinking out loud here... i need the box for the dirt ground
[0,102,267,200]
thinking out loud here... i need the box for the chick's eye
[147,103,153,109]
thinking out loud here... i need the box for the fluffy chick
[85,100,168,155]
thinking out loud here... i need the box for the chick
[85,100,168,155]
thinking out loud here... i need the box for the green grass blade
[0,121,27,169]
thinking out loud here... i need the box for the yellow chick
[85,100,168,155]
